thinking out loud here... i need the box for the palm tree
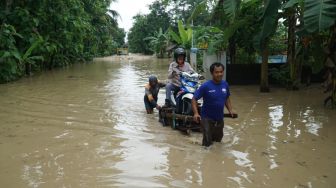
[106,8,120,27]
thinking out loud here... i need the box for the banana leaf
[304,0,336,33]
[223,0,241,20]
[253,0,281,51]
[168,27,182,44]
[283,0,300,9]
[178,20,188,45]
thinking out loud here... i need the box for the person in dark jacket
[144,76,166,114]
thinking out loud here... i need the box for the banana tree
[303,0,336,69]
[283,0,336,89]
[144,28,169,58]
[168,20,193,49]
[195,26,225,53]
[282,0,302,89]
[254,0,281,92]
[303,0,336,33]
[168,20,193,60]
[13,37,44,75]
[189,0,241,62]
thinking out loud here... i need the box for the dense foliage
[1,0,335,96]
[128,0,335,93]
[0,0,125,83]
[128,1,171,54]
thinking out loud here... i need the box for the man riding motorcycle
[165,47,194,107]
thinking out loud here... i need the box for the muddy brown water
[0,58,335,188]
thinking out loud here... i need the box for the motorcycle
[159,71,204,134]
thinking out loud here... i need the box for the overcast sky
[110,0,156,32]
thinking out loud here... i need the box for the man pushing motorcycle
[165,47,194,107]
[144,76,166,114]
[192,62,235,147]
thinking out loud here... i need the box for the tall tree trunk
[229,39,236,64]
[328,25,336,62]
[287,10,296,89]
[260,39,270,92]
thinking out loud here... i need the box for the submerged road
[0,57,335,187]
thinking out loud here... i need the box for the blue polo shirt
[193,80,230,121]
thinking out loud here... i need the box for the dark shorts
[201,118,224,147]
[144,95,156,110]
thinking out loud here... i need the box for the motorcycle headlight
[185,85,195,93]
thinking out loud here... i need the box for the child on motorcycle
[165,47,194,107]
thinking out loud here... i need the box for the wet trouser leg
[144,95,156,114]
[201,118,224,147]
[165,83,179,103]
[213,120,224,142]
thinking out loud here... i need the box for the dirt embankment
[94,53,155,62]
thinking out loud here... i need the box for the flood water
[0,57,335,188]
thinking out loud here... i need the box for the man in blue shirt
[192,62,234,147]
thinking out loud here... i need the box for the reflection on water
[229,150,253,169]
[0,58,335,188]
[22,162,44,188]
[267,105,283,169]
[269,105,284,132]
[301,107,323,136]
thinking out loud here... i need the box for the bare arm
[145,85,160,109]
[192,98,201,123]
[225,97,234,117]
[158,81,166,88]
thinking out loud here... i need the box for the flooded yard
[0,58,335,188]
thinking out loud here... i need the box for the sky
[110,0,156,32]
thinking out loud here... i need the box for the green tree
[128,14,152,54]
[191,0,262,63]
[128,0,171,54]
[0,24,23,82]
[0,0,122,83]
[168,20,193,49]
[112,27,126,47]
[254,0,281,92]
[163,0,214,25]
[144,28,169,58]
[282,0,336,89]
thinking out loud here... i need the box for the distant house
[256,55,287,64]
